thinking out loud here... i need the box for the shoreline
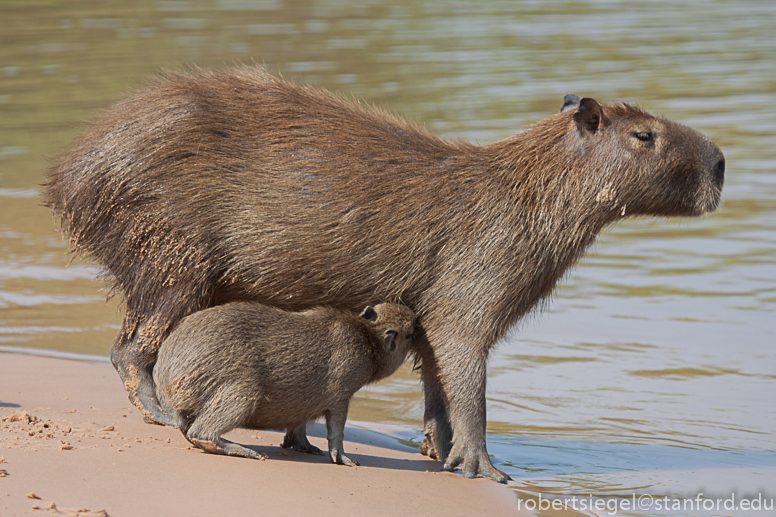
[0,350,523,516]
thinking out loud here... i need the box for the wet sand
[0,351,522,516]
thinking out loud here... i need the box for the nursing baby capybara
[154,302,415,466]
[46,66,725,482]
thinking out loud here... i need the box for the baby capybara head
[359,303,416,376]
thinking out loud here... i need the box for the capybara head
[556,94,724,219]
[359,303,415,376]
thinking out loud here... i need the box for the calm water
[1,1,774,515]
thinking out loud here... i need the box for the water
[1,1,774,515]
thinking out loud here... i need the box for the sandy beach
[0,351,523,517]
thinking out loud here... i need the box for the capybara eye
[632,131,654,142]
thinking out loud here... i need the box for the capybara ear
[383,329,398,353]
[560,93,580,112]
[360,306,378,321]
[573,97,603,133]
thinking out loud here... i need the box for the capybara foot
[442,444,510,483]
[142,407,176,427]
[138,395,176,426]
[189,436,266,460]
[328,444,360,466]
[222,441,267,460]
[420,437,437,460]
[282,440,323,455]
[281,428,324,455]
[333,453,360,467]
[116,356,176,427]
[305,445,325,455]
[421,415,451,462]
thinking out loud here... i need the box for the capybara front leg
[282,425,324,455]
[438,350,510,483]
[111,329,175,427]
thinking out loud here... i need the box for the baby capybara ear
[359,306,378,321]
[383,329,398,353]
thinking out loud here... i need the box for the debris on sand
[30,497,109,516]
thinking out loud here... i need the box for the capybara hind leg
[437,350,510,484]
[422,379,452,462]
[111,330,175,427]
[282,425,324,455]
[418,345,452,462]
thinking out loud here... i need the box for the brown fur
[154,302,415,465]
[46,66,725,482]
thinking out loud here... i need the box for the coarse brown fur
[46,66,725,482]
[154,302,415,465]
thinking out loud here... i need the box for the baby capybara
[47,67,725,482]
[154,302,415,466]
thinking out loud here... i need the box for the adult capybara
[46,66,725,482]
[154,302,415,466]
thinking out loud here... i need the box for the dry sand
[0,351,525,516]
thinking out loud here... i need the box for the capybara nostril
[716,158,725,177]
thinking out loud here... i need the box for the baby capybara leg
[281,425,324,455]
[185,425,266,460]
[217,437,267,460]
[325,410,359,467]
